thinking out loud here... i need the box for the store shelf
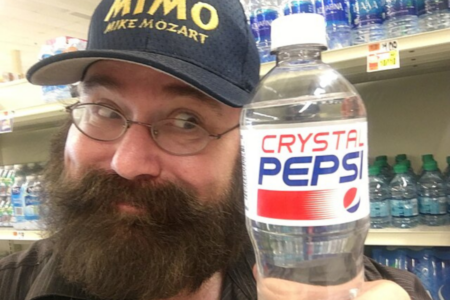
[260,28,450,83]
[6,101,74,132]
[366,225,450,247]
[0,226,449,246]
[0,228,46,241]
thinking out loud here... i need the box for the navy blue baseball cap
[27,0,260,107]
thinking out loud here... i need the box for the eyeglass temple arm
[210,124,240,139]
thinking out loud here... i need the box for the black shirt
[0,239,431,300]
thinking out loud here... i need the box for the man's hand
[254,266,411,300]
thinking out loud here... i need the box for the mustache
[44,168,236,230]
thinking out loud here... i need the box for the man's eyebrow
[79,75,121,95]
[163,84,223,115]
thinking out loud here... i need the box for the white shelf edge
[260,28,450,78]
[0,228,46,241]
[1,226,449,246]
[366,225,450,246]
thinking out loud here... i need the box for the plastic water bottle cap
[421,154,434,162]
[399,159,411,168]
[369,166,381,176]
[374,160,387,167]
[394,164,408,174]
[395,154,407,163]
[447,156,450,164]
[375,155,388,162]
[270,14,327,51]
[423,161,438,171]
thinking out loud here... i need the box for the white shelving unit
[260,28,450,83]
[1,29,450,249]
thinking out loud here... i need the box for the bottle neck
[275,45,325,65]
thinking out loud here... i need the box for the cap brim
[27,50,250,107]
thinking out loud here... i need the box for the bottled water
[282,0,315,15]
[323,0,352,49]
[400,159,416,181]
[395,153,407,164]
[419,154,442,177]
[374,159,393,183]
[418,161,448,226]
[350,0,386,45]
[11,176,25,226]
[375,155,392,172]
[369,166,391,228]
[241,14,369,299]
[418,0,450,32]
[249,0,279,63]
[389,164,419,228]
[384,0,419,38]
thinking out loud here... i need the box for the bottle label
[390,198,419,217]
[385,0,417,18]
[419,196,447,215]
[316,0,325,15]
[370,201,389,217]
[254,8,278,43]
[350,0,385,27]
[241,119,369,226]
[283,0,315,15]
[324,0,351,25]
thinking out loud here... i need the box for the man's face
[43,61,248,300]
[66,60,242,200]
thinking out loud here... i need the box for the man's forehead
[80,60,226,113]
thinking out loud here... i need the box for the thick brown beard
[41,119,248,300]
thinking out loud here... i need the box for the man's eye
[172,113,200,130]
[96,107,122,119]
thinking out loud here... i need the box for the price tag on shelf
[367,40,400,73]
[0,110,14,134]
[12,231,26,239]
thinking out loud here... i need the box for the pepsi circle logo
[344,188,360,213]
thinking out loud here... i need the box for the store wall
[356,69,450,170]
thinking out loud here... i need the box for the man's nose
[110,123,163,180]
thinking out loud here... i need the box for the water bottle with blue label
[282,0,316,14]
[418,0,450,31]
[369,166,391,228]
[418,161,448,226]
[241,14,369,299]
[249,0,279,63]
[324,0,352,48]
[384,0,419,38]
[350,0,386,44]
[389,164,419,228]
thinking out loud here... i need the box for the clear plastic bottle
[250,0,279,63]
[350,0,386,44]
[384,0,419,38]
[418,161,448,226]
[374,159,393,183]
[241,14,369,299]
[323,0,352,49]
[389,164,419,228]
[282,0,316,15]
[400,159,416,182]
[369,166,391,228]
[11,175,25,227]
[418,0,450,31]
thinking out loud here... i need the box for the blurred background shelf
[260,28,450,84]
[1,226,449,246]
[366,225,450,247]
